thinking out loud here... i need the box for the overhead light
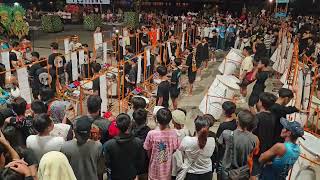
[269,0,273,3]
[14,2,20,6]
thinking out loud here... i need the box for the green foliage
[83,14,102,31]
[9,5,29,39]
[0,5,12,31]
[41,15,63,33]
[124,12,139,29]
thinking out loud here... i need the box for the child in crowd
[239,46,254,103]
[156,66,170,108]
[170,58,182,110]
[144,108,179,180]
[248,57,270,114]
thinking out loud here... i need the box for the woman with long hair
[178,115,215,180]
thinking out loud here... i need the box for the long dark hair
[194,116,209,149]
[0,63,5,88]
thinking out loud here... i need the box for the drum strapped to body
[218,48,244,75]
[289,132,320,180]
[199,75,240,119]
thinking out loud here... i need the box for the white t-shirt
[26,135,65,161]
[179,136,215,174]
[240,56,254,78]
[203,27,210,38]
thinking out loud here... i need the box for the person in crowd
[48,42,66,85]
[38,151,77,180]
[251,92,277,178]
[179,115,215,180]
[90,62,102,96]
[248,57,270,114]
[264,29,273,57]
[170,58,182,110]
[144,108,179,180]
[171,108,189,179]
[239,46,254,103]
[61,116,103,180]
[216,101,237,138]
[132,108,150,180]
[128,96,147,119]
[26,114,64,162]
[132,108,151,142]
[103,113,146,180]
[195,37,204,80]
[216,101,237,179]
[3,124,38,177]
[202,38,210,69]
[47,98,74,140]
[5,97,36,146]
[28,52,42,85]
[218,110,259,180]
[270,88,305,143]
[0,130,20,167]
[87,95,111,144]
[259,118,303,180]
[185,46,197,96]
[156,66,170,108]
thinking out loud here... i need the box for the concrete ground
[32,25,281,180]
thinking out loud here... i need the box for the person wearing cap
[259,118,303,180]
[61,116,103,180]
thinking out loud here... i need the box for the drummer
[259,118,304,180]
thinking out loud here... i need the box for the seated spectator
[26,114,64,162]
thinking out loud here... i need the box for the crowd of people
[0,6,319,180]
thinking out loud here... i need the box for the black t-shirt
[253,112,275,155]
[251,71,269,96]
[270,103,299,143]
[171,69,181,89]
[216,119,237,138]
[28,63,42,78]
[34,67,56,92]
[92,78,100,95]
[156,80,170,108]
[48,53,66,75]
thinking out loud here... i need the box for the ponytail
[198,127,208,149]
[194,116,210,149]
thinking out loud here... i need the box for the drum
[199,75,240,119]
[289,132,320,180]
[218,48,244,75]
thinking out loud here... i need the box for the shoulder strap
[230,131,235,168]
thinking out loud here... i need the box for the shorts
[248,93,260,107]
[251,156,262,176]
[188,71,196,84]
[170,87,180,99]
[196,60,203,69]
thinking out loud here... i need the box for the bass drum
[289,132,320,180]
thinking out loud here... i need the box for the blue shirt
[218,26,226,38]
[261,142,300,180]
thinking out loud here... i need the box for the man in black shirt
[156,66,170,108]
[48,42,66,85]
[270,88,304,144]
[29,52,43,99]
[252,92,277,177]
[248,57,270,114]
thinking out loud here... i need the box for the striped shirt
[264,34,273,49]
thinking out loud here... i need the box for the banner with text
[66,0,110,4]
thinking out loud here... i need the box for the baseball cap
[75,116,92,135]
[172,110,186,125]
[280,118,304,139]
[153,106,165,116]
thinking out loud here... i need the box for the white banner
[66,0,110,4]
[0,51,10,77]
[71,52,79,81]
[17,67,32,104]
[99,74,108,115]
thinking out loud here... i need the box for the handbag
[227,131,250,180]
[176,150,202,180]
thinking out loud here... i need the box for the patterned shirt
[144,129,179,180]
